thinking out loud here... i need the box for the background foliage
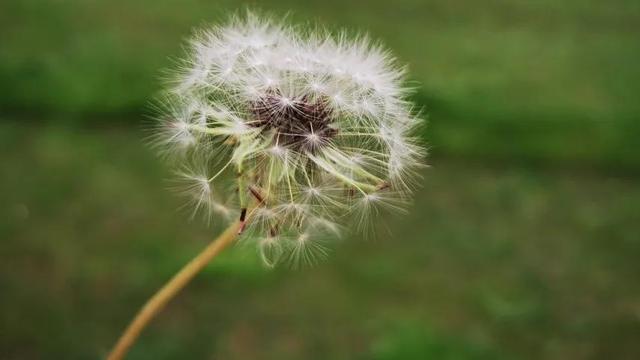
[1,0,639,359]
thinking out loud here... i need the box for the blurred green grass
[1,122,639,358]
[2,0,640,359]
[1,0,639,170]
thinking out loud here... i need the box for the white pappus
[151,11,426,267]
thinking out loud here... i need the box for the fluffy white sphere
[153,12,426,267]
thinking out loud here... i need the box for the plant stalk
[106,221,241,360]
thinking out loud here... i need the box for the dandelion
[159,12,425,264]
[108,11,425,360]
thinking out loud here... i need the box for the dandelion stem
[106,221,241,360]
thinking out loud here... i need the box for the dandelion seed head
[153,11,426,267]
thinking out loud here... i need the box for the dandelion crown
[153,12,425,266]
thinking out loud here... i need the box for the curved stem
[106,221,241,360]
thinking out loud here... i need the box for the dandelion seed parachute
[153,11,425,267]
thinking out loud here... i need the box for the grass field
[1,0,639,359]
[2,0,640,169]
[1,121,639,359]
